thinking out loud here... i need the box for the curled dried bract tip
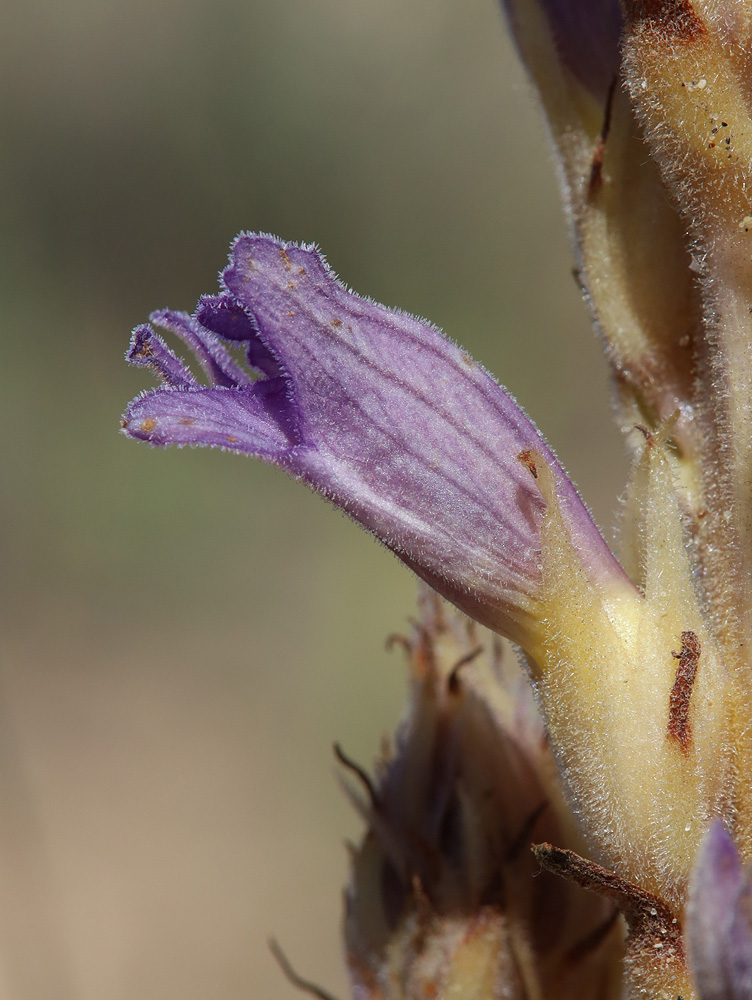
[268,938,342,1000]
[342,592,622,1000]
[533,843,691,998]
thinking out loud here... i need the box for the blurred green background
[0,1,626,997]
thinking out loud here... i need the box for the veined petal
[124,380,298,455]
[122,234,630,646]
[687,822,752,1000]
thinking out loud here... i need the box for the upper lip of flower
[122,232,633,647]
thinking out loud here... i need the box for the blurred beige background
[0,1,626,997]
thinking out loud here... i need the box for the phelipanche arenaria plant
[121,0,752,996]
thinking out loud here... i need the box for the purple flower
[119,2,752,994]
[687,822,752,1000]
[122,233,629,647]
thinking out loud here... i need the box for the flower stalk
[120,0,752,995]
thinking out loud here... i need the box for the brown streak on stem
[588,77,617,201]
[668,630,701,753]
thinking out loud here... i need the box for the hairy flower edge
[122,232,630,649]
